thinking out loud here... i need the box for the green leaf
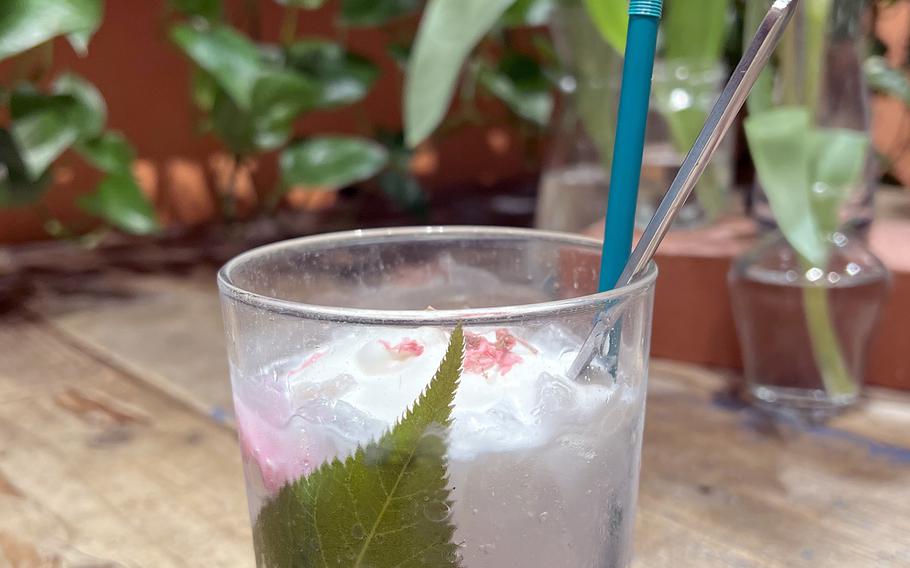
[479,53,553,125]
[79,172,159,234]
[253,326,464,567]
[76,131,135,173]
[0,129,53,206]
[0,0,102,61]
[662,0,729,62]
[9,90,82,181]
[191,68,219,112]
[502,0,554,27]
[864,55,910,105]
[809,129,868,236]
[280,136,388,189]
[170,0,222,20]
[285,40,378,108]
[387,43,410,70]
[276,0,326,7]
[582,0,627,53]
[52,72,107,141]
[171,23,263,109]
[339,0,421,27]
[404,0,516,147]
[745,107,826,265]
[379,170,428,214]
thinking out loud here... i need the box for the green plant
[168,1,390,216]
[254,326,465,566]
[404,0,733,219]
[0,0,158,236]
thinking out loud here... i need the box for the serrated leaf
[253,326,465,567]
[339,0,421,27]
[285,40,378,108]
[171,23,263,109]
[0,0,102,61]
[76,131,135,173]
[79,172,159,234]
[280,136,388,189]
[52,72,107,141]
[404,0,516,147]
[479,53,553,125]
[9,91,82,181]
[582,0,627,53]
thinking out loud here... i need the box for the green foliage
[480,53,553,126]
[0,0,102,60]
[502,0,554,27]
[582,0,627,53]
[9,90,82,180]
[864,55,910,106]
[53,72,107,142]
[277,0,327,8]
[76,131,136,173]
[79,172,159,234]
[377,132,429,215]
[280,137,388,189]
[285,40,378,108]
[662,0,728,62]
[0,129,53,206]
[253,326,465,567]
[404,0,516,147]
[339,0,422,27]
[169,0,222,21]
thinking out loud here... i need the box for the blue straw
[598,0,663,291]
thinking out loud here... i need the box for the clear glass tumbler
[218,227,657,567]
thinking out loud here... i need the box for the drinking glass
[218,227,657,567]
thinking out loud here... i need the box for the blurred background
[1,0,909,389]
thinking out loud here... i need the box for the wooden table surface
[1,267,909,567]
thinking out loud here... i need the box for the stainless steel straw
[568,0,801,380]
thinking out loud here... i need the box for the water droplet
[538,512,549,523]
[423,501,452,522]
[351,524,364,540]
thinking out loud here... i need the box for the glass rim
[217,226,658,326]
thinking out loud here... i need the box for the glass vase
[639,59,732,228]
[535,0,621,233]
[733,0,887,423]
[728,229,888,423]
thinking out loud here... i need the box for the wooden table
[1,268,908,567]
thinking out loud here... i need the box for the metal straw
[568,0,800,380]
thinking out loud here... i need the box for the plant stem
[279,8,298,46]
[222,155,242,222]
[800,259,857,398]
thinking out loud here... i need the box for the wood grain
[3,269,910,567]
[0,312,251,567]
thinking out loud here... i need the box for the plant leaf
[404,0,517,147]
[78,172,159,234]
[808,128,868,236]
[864,55,910,105]
[0,129,53,206]
[253,326,465,567]
[170,0,222,20]
[280,136,388,189]
[9,90,81,181]
[0,0,102,61]
[479,53,553,125]
[76,131,136,173]
[52,72,107,141]
[171,23,263,109]
[745,107,827,266]
[502,0,554,27]
[662,0,729,62]
[285,40,378,108]
[582,0,627,53]
[339,0,421,27]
